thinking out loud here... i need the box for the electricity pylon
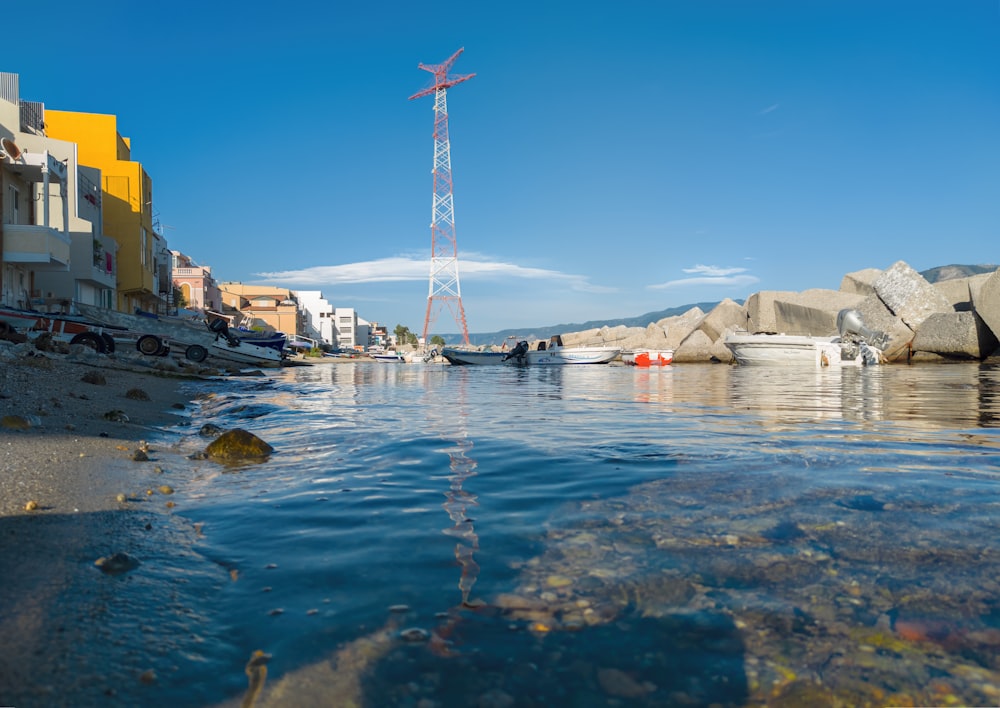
[409,47,474,346]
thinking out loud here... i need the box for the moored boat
[623,349,674,367]
[724,309,888,368]
[524,335,621,366]
[441,340,528,366]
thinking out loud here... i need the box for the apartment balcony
[174,267,207,277]
[2,224,71,270]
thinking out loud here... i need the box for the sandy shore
[0,343,214,517]
[0,341,246,705]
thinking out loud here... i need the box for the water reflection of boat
[728,365,885,423]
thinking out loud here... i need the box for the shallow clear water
[14,361,1000,706]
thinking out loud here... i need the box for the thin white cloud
[647,274,759,290]
[759,103,779,115]
[647,263,759,290]
[682,264,749,277]
[253,254,616,293]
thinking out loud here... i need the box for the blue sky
[9,1,999,335]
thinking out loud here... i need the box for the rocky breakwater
[557,261,1000,364]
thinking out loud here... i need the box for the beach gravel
[0,341,223,704]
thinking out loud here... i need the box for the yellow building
[218,283,302,337]
[43,110,165,313]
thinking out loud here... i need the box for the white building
[295,290,334,345]
[333,307,360,350]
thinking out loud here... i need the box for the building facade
[44,108,169,314]
[1,72,116,311]
[294,290,334,345]
[171,250,221,312]
[218,282,302,336]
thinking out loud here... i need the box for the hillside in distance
[920,263,998,283]
[438,263,998,347]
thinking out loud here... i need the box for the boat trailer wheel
[185,344,208,363]
[70,332,107,354]
[136,334,166,356]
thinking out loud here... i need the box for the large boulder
[840,268,882,296]
[854,294,913,363]
[743,291,797,333]
[745,289,863,335]
[617,322,671,352]
[972,269,1000,342]
[772,290,866,336]
[673,329,717,363]
[933,272,992,312]
[911,312,999,360]
[689,298,745,343]
[654,307,706,350]
[873,261,953,329]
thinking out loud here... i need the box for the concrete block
[873,260,953,329]
[912,311,999,359]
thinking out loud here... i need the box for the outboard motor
[208,317,241,347]
[502,340,529,363]
[836,309,888,350]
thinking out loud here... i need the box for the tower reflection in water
[423,367,482,621]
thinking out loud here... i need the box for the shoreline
[0,344,251,704]
[1,347,212,517]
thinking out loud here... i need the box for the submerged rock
[95,552,140,575]
[204,428,274,461]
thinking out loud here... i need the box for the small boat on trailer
[74,303,285,366]
[0,305,124,353]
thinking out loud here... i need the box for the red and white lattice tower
[409,47,474,346]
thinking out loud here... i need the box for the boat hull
[623,349,674,367]
[525,346,620,365]
[210,339,284,367]
[724,334,880,367]
[440,348,517,366]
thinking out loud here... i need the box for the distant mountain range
[920,263,997,283]
[441,264,998,347]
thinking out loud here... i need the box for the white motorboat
[724,309,888,367]
[373,351,405,363]
[441,340,529,366]
[525,335,620,365]
[209,336,285,367]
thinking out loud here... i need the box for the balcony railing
[2,224,71,269]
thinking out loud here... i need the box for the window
[7,185,18,224]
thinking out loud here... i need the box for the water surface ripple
[23,362,1000,706]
